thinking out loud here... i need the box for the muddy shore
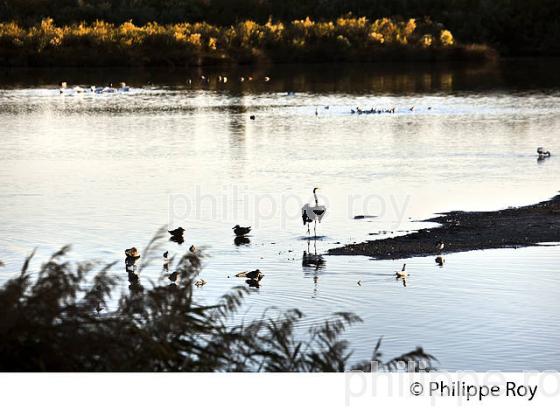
[329,194,560,260]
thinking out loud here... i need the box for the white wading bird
[302,187,326,237]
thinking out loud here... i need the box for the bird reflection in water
[127,270,144,293]
[302,237,325,271]
[302,237,325,298]
[234,236,251,246]
[246,279,261,288]
[396,276,407,287]
[312,275,319,298]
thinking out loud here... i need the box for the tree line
[1,0,559,55]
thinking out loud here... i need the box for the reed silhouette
[0,228,435,371]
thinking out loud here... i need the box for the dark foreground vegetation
[330,193,560,260]
[1,0,558,56]
[0,229,435,371]
[0,17,492,67]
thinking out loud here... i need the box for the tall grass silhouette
[0,228,436,371]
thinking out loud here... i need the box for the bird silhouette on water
[235,269,264,288]
[233,225,251,237]
[168,227,185,244]
[235,269,263,280]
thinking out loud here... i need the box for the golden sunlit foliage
[0,17,492,66]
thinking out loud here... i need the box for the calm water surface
[1,62,559,371]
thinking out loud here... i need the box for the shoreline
[328,193,560,260]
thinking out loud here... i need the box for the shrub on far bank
[0,17,495,67]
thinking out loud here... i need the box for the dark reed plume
[0,232,436,372]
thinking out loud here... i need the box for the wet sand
[329,193,560,259]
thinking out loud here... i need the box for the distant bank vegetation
[1,0,558,56]
[0,17,494,67]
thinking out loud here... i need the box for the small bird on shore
[233,225,251,237]
[189,245,196,252]
[436,241,445,252]
[194,279,207,287]
[395,263,407,278]
[435,256,445,266]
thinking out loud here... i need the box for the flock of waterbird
[56,78,424,117]
[60,73,550,292]
[122,139,553,291]
[59,81,130,94]
[189,75,271,85]
[123,188,331,290]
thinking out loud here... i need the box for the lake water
[1,61,559,371]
